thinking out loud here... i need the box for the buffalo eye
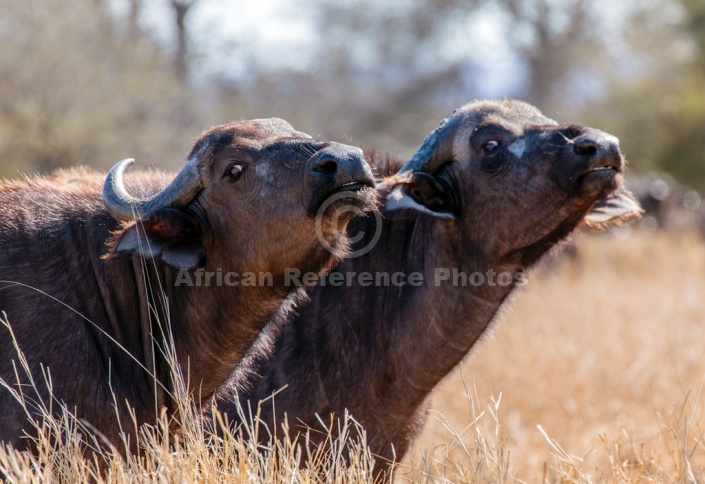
[226,164,246,181]
[482,140,500,153]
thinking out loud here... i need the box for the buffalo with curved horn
[0,118,375,453]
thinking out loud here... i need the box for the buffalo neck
[159,265,290,406]
[234,205,524,463]
[314,210,517,403]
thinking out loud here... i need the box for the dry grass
[403,231,705,483]
[1,231,704,483]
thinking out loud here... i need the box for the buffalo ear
[385,172,454,218]
[109,208,205,269]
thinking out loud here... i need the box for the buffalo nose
[311,153,340,176]
[311,145,374,185]
[573,130,620,159]
[303,143,375,216]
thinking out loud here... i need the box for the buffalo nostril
[312,156,339,175]
[574,139,598,157]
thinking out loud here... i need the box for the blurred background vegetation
[1,0,703,194]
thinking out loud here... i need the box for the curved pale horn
[103,157,203,221]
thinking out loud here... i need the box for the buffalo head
[386,99,641,265]
[103,118,377,273]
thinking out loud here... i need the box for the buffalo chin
[307,185,377,218]
[577,169,622,200]
[328,186,377,211]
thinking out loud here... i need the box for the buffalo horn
[103,157,202,221]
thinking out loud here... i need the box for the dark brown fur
[214,100,641,478]
[0,118,375,455]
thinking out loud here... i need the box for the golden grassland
[403,231,705,482]
[0,231,704,482]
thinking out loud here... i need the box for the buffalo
[214,100,642,477]
[0,118,376,453]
